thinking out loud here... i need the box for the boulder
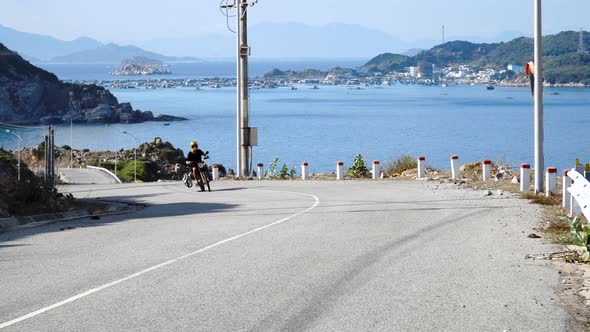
[85,105,115,123]
[119,112,142,124]
[153,114,188,122]
[140,110,154,121]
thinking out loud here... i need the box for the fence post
[212,165,220,180]
[372,161,380,180]
[545,167,557,196]
[482,160,492,181]
[302,162,309,180]
[257,163,264,180]
[520,163,531,192]
[585,163,590,181]
[417,156,426,179]
[336,161,344,181]
[562,170,570,208]
[450,155,460,180]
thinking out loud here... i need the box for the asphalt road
[0,180,573,331]
[59,168,119,184]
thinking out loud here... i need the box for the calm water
[1,64,589,173]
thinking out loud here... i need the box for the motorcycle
[182,151,211,192]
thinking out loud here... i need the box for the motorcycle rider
[185,141,210,186]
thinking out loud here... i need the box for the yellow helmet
[190,141,198,148]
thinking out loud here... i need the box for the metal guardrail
[86,166,123,184]
[566,169,589,219]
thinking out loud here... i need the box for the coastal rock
[40,115,65,125]
[85,105,115,123]
[0,43,187,125]
[111,57,173,76]
[154,114,188,122]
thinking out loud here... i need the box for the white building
[507,64,525,74]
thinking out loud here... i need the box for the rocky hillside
[363,30,590,84]
[0,148,67,217]
[0,43,186,124]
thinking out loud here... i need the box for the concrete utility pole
[223,0,256,177]
[237,0,252,177]
[533,0,544,193]
[70,119,73,169]
[123,131,140,183]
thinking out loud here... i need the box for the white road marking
[0,191,320,329]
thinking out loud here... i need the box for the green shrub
[384,155,418,175]
[61,145,72,151]
[265,157,297,179]
[347,154,370,178]
[569,217,590,262]
[99,159,153,183]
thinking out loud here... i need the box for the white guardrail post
[520,163,531,192]
[482,160,492,181]
[417,156,426,179]
[450,155,460,180]
[566,169,589,218]
[372,160,380,180]
[257,163,264,180]
[336,161,344,181]
[302,162,309,180]
[212,165,220,180]
[545,167,557,197]
[562,170,571,208]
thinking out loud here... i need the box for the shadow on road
[0,201,238,245]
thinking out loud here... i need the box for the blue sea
[2,62,590,173]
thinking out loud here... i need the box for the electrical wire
[220,0,237,33]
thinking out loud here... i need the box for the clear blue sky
[1,0,588,42]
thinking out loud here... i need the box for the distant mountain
[363,30,590,84]
[0,25,200,64]
[49,43,200,64]
[0,24,102,61]
[137,22,412,59]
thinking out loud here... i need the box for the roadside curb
[0,200,144,232]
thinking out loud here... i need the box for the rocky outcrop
[0,43,185,125]
[112,64,172,76]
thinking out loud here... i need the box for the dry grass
[383,155,418,176]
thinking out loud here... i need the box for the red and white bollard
[212,165,220,180]
[482,160,492,181]
[302,162,309,180]
[450,155,460,180]
[520,163,531,192]
[336,161,344,181]
[545,167,557,197]
[562,170,571,208]
[372,160,380,180]
[417,156,426,179]
[257,163,264,180]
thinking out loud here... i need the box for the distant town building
[507,64,525,74]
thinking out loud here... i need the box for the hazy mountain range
[0,23,524,63]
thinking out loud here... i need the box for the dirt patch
[553,262,590,331]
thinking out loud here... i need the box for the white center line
[0,191,320,329]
